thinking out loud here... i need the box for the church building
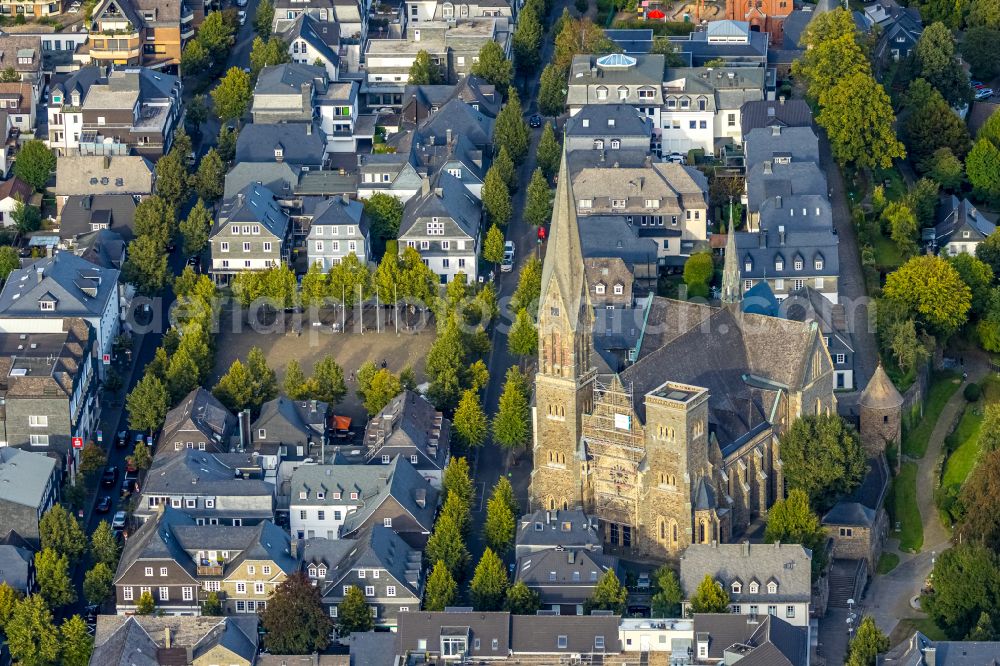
[529,151,837,560]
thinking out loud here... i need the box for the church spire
[721,200,741,305]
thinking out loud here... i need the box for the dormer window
[596,86,608,101]
[744,260,752,272]
[749,581,759,594]
[613,284,623,295]
[299,491,308,499]
[775,259,783,271]
[308,565,317,577]
[258,429,266,439]
[611,139,620,149]
[317,491,325,500]
[815,259,824,270]
[731,581,742,594]
[594,139,604,150]
[595,284,605,295]
[617,86,628,100]
[39,299,55,311]
[350,492,358,500]
[274,147,284,160]
[332,492,341,499]
[794,259,803,270]
[318,566,326,577]
[768,581,778,594]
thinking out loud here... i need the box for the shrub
[965,382,982,402]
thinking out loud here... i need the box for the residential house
[288,456,438,547]
[515,547,619,615]
[47,67,104,156]
[781,286,855,390]
[114,506,294,615]
[744,124,820,171]
[564,104,653,154]
[0,321,98,455]
[306,195,369,270]
[404,0,514,24]
[679,542,813,627]
[740,97,812,140]
[74,229,128,271]
[223,161,300,202]
[927,195,995,256]
[660,66,766,154]
[399,76,500,122]
[0,176,32,227]
[302,526,423,629]
[878,631,1000,665]
[357,153,426,202]
[0,82,34,133]
[692,613,808,665]
[864,0,923,66]
[584,257,634,309]
[351,390,450,487]
[0,34,43,87]
[75,68,183,159]
[571,160,710,267]
[0,538,34,594]
[510,615,622,656]
[669,20,769,68]
[0,111,14,177]
[0,448,58,547]
[745,160,828,231]
[515,509,603,559]
[53,155,154,214]
[398,172,481,284]
[732,222,840,304]
[401,96,494,152]
[136,450,275,526]
[407,132,487,200]
[578,214,660,294]
[251,395,328,467]
[566,53,665,130]
[0,251,121,373]
[156,387,237,459]
[234,122,327,170]
[273,0,366,67]
[396,610,511,660]
[209,183,291,285]
[87,0,194,68]
[282,13,343,79]
[364,19,511,104]
[58,194,138,244]
[91,615,259,666]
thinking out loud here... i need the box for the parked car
[665,152,687,165]
[637,572,650,591]
[111,511,127,530]
[96,496,113,513]
[101,466,118,488]
[977,88,995,100]
[529,114,542,128]
[238,10,246,24]
[121,474,138,498]
[501,241,515,273]
[114,430,128,448]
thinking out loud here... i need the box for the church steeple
[721,201,741,305]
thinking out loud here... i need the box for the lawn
[941,407,984,491]
[902,371,963,458]
[873,233,905,271]
[889,461,923,553]
[873,165,907,202]
[889,617,948,647]
[877,552,901,575]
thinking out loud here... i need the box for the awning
[332,415,351,431]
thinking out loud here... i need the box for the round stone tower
[859,363,904,460]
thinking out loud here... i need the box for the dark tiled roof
[59,194,137,241]
[396,611,511,656]
[692,613,807,665]
[740,99,813,137]
[234,123,327,166]
[510,615,622,653]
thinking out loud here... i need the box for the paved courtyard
[211,307,436,423]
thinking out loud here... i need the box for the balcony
[197,564,224,576]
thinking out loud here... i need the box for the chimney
[741,541,750,557]
[778,225,786,246]
[775,194,782,209]
[306,123,312,136]
[763,160,772,175]
[290,538,298,559]
[546,510,552,524]
[237,192,245,207]
[341,194,350,206]
[759,231,766,249]
[164,628,171,649]
[414,487,427,508]
[924,646,936,666]
[103,155,111,170]
[446,128,452,144]
[779,95,785,105]
[302,81,311,112]
[421,177,431,197]
[568,550,575,564]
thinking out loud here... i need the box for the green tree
[249,35,291,77]
[425,512,470,579]
[906,178,939,229]
[180,199,212,256]
[538,63,566,117]
[364,192,405,243]
[283,359,309,400]
[585,570,628,614]
[127,372,169,432]
[202,591,223,616]
[11,199,41,234]
[13,140,55,190]
[978,229,1000,277]
[337,585,374,636]
[483,483,516,555]
[182,38,209,73]
[35,548,75,608]
[794,32,870,103]
[524,168,552,227]
[300,261,330,308]
[0,66,18,82]
[260,572,332,653]
[512,255,542,315]
[213,358,253,413]
[470,548,509,611]
[967,137,1000,203]
[882,201,919,258]
[553,14,614,70]
[494,88,530,164]
[6,595,60,666]
[0,245,19,281]
[124,235,170,295]
[363,368,401,415]
[956,449,1000,549]
[442,456,474,507]
[83,562,114,606]
[818,71,906,169]
[79,443,107,479]
[246,346,278,412]
[979,405,1000,453]
[483,224,505,266]
[506,581,541,615]
[211,67,253,124]
[424,560,458,611]
[780,414,868,510]
[508,308,538,358]
[903,80,971,170]
[408,50,443,84]
[60,616,93,666]
[651,567,682,617]
[915,22,970,107]
[254,0,274,38]
[187,94,209,134]
[311,355,347,405]
[950,253,994,315]
[537,122,561,179]
[482,165,512,226]
[969,0,1000,28]
[492,476,519,519]
[453,389,488,449]
[512,4,543,73]
[471,41,513,92]
[765,489,828,580]
[961,27,1000,80]
[846,615,890,666]
[492,368,530,449]
[197,11,236,59]
[193,148,225,202]
[216,125,238,163]
[929,147,965,191]
[492,146,516,191]
[130,436,153,470]
[91,521,120,567]
[135,590,155,614]
[0,583,21,630]
[683,252,714,298]
[883,254,973,338]
[39,505,86,560]
[328,252,372,308]
[133,195,175,247]
[155,150,190,208]
[689,574,730,614]
[923,543,1000,639]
